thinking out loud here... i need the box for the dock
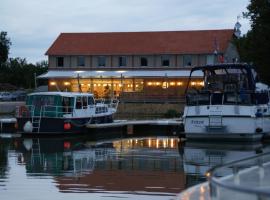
[0,117,184,137]
[86,118,183,128]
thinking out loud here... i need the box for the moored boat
[183,63,270,141]
[15,92,118,134]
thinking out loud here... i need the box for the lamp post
[75,71,84,93]
[162,73,169,103]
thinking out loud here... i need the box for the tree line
[234,0,270,84]
[0,31,48,90]
[0,0,269,89]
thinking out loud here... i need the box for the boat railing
[207,152,270,199]
[186,90,269,106]
[108,98,119,111]
[41,105,74,117]
[95,98,105,104]
[16,105,35,117]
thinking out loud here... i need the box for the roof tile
[46,29,234,55]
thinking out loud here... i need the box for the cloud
[1,0,250,63]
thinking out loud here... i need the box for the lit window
[98,56,106,67]
[77,56,85,67]
[140,57,148,66]
[57,57,64,67]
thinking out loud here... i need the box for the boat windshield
[27,95,57,108]
[26,94,75,117]
[186,65,269,106]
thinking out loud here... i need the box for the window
[140,57,148,66]
[183,55,192,67]
[57,57,64,67]
[119,56,127,67]
[206,55,215,65]
[77,56,85,67]
[161,55,170,66]
[98,56,106,67]
[82,96,87,109]
[75,97,82,109]
[88,97,95,105]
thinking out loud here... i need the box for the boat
[183,63,270,141]
[15,92,118,134]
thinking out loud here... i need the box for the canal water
[0,134,269,200]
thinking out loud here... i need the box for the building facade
[40,29,239,102]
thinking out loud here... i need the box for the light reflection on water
[0,135,269,200]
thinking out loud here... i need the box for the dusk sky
[1,0,250,64]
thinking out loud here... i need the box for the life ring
[19,106,29,117]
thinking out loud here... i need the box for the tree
[0,31,12,65]
[237,0,270,84]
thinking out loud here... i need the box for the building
[39,29,239,102]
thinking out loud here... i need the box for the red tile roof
[46,29,234,55]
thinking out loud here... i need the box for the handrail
[42,105,74,117]
[207,152,270,197]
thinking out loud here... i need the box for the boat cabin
[25,92,97,118]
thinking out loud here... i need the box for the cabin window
[88,97,95,105]
[119,56,127,67]
[32,95,55,107]
[82,96,87,109]
[76,97,82,109]
[57,57,64,67]
[140,57,148,66]
[62,97,72,113]
[98,56,106,67]
[161,55,170,66]
[77,56,85,67]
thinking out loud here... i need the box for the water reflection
[0,135,269,200]
[183,141,266,188]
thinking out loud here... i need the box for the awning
[38,70,203,79]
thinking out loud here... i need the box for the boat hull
[16,115,113,134]
[183,104,270,141]
[184,116,267,141]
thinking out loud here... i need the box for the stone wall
[0,102,25,114]
[115,102,185,119]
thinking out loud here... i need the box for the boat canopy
[187,63,257,91]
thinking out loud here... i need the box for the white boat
[15,92,118,134]
[183,63,270,141]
